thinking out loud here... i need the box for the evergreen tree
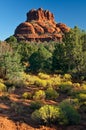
[29,45,52,73]
[0,42,23,79]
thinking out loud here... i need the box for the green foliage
[33,90,46,100]
[70,88,86,101]
[60,98,80,109]
[59,101,80,125]
[31,105,60,124]
[59,82,73,94]
[31,109,41,123]
[45,87,59,100]
[29,45,52,73]
[12,78,25,88]
[52,43,67,74]
[79,103,86,113]
[30,101,43,111]
[16,42,38,62]
[6,36,17,43]
[2,27,86,80]
[11,102,24,114]
[53,27,86,79]
[0,42,23,80]
[65,27,86,79]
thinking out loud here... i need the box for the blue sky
[0,0,86,40]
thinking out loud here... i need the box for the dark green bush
[60,98,80,109]
[59,82,73,94]
[77,93,86,102]
[45,87,59,100]
[70,90,86,100]
[59,101,80,125]
[31,102,80,125]
[29,101,43,111]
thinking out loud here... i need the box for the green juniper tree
[0,42,23,80]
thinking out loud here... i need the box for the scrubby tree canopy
[0,26,86,80]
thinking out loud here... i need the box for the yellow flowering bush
[22,92,32,99]
[34,79,47,88]
[77,93,86,101]
[0,82,7,92]
[50,76,61,88]
[81,83,86,90]
[38,72,50,79]
[63,74,72,81]
[73,83,81,89]
[31,105,60,124]
[33,90,46,100]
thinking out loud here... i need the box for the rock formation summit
[14,8,70,42]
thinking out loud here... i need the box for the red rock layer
[14,8,70,42]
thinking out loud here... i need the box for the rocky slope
[14,8,70,42]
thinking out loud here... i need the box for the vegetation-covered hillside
[0,26,86,130]
[4,26,86,80]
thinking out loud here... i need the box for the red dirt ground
[0,87,86,130]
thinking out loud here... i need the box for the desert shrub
[0,79,4,83]
[0,82,7,92]
[70,89,86,99]
[51,76,61,88]
[60,98,80,109]
[38,72,50,79]
[11,102,24,114]
[77,93,86,101]
[79,103,86,113]
[0,93,9,100]
[63,74,72,81]
[81,83,86,90]
[34,79,47,88]
[29,101,43,111]
[12,78,25,88]
[31,109,41,123]
[31,105,60,124]
[58,82,73,94]
[4,80,13,88]
[22,92,32,99]
[33,90,46,100]
[46,80,52,88]
[68,98,80,108]
[45,87,59,100]
[8,86,15,94]
[59,101,80,125]
[23,74,39,85]
[73,83,81,89]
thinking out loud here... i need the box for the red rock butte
[14,8,70,42]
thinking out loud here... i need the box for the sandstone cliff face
[14,8,70,42]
